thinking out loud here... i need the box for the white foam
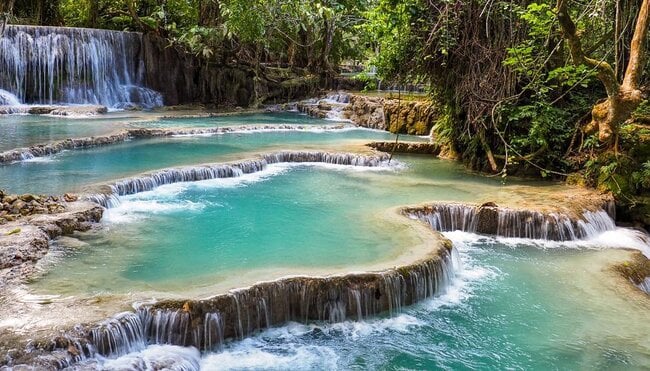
[103,199,206,224]
[169,125,359,137]
[490,227,650,258]
[99,344,201,370]
[201,341,338,370]
[444,225,650,259]
[0,89,21,106]
[19,155,57,163]
[103,160,403,221]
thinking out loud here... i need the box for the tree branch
[622,0,649,90]
[556,0,620,98]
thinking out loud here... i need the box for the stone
[63,193,78,202]
[20,194,35,203]
[3,195,17,204]
[10,200,26,215]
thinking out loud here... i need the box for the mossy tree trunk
[198,0,220,27]
[557,0,648,146]
[0,0,15,36]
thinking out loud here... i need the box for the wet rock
[367,142,440,155]
[19,194,35,203]
[10,200,26,215]
[64,193,78,202]
[3,195,17,204]
[476,205,499,235]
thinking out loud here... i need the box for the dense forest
[2,0,649,222]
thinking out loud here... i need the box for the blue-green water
[8,112,650,369]
[0,114,132,151]
[33,157,513,294]
[0,128,422,194]
[0,111,345,153]
[194,235,650,369]
[132,112,333,128]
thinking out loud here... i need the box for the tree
[557,0,649,146]
[0,0,15,36]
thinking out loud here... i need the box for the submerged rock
[367,141,440,155]
[613,251,650,294]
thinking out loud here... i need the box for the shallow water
[0,127,423,194]
[133,112,337,128]
[8,112,650,369]
[0,115,133,151]
[0,111,346,153]
[71,233,650,370]
[191,235,650,370]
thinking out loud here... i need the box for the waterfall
[406,202,617,241]
[638,278,650,294]
[0,25,162,108]
[83,247,455,359]
[297,92,351,121]
[0,89,20,105]
[87,151,391,208]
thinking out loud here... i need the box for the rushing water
[0,25,162,108]
[56,233,650,370]
[190,235,650,370]
[2,112,649,369]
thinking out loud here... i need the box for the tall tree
[0,0,15,36]
[557,0,649,145]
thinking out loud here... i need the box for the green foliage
[353,70,378,91]
[633,100,650,120]
[362,0,427,81]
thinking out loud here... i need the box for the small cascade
[638,278,650,294]
[0,132,131,164]
[87,151,391,208]
[0,89,21,106]
[323,92,350,104]
[0,25,162,108]
[89,312,146,356]
[81,246,455,359]
[297,92,351,121]
[405,202,617,241]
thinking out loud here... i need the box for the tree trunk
[198,0,220,27]
[0,0,15,36]
[319,16,336,74]
[88,0,99,28]
[556,0,648,144]
[126,0,157,33]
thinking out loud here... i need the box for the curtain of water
[0,25,162,108]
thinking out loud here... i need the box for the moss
[566,172,588,187]
[613,252,650,285]
[4,228,21,236]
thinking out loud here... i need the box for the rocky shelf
[0,200,103,286]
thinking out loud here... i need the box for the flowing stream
[0,112,649,369]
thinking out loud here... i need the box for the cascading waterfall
[81,246,456,360]
[322,92,350,121]
[298,92,351,121]
[0,25,162,108]
[405,202,617,241]
[0,89,20,106]
[88,151,392,208]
